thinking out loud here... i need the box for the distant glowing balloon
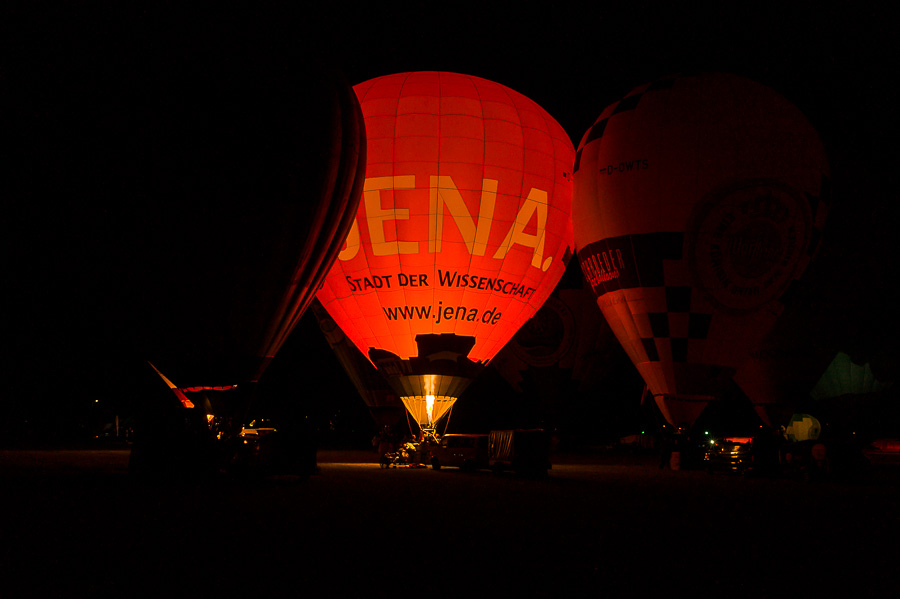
[811,352,892,400]
[316,71,574,431]
[784,413,821,442]
[573,73,830,428]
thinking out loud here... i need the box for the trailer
[488,429,551,476]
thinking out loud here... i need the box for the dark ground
[2,449,898,598]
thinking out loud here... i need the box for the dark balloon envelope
[573,73,830,429]
[490,265,620,396]
[113,44,366,389]
[309,299,406,430]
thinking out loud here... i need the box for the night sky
[3,2,896,442]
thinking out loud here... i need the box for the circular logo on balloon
[509,296,576,367]
[687,179,812,312]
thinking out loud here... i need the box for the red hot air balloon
[573,73,830,429]
[316,71,574,433]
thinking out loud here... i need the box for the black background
[3,1,896,444]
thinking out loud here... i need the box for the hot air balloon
[811,351,892,401]
[488,259,643,439]
[784,413,822,442]
[109,34,366,476]
[573,73,830,430]
[118,48,365,388]
[316,71,574,435]
[309,299,406,430]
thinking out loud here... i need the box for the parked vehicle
[229,418,315,478]
[239,419,277,439]
[429,434,489,471]
[489,429,550,476]
[862,438,900,466]
[703,435,779,476]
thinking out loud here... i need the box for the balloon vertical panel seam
[480,78,527,363]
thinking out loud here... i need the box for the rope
[405,408,415,438]
[441,404,453,437]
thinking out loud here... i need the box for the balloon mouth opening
[400,393,457,432]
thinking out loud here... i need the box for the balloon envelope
[784,413,821,442]
[309,299,406,429]
[573,73,830,428]
[811,352,892,400]
[316,71,574,426]
[488,260,636,434]
[116,47,366,388]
